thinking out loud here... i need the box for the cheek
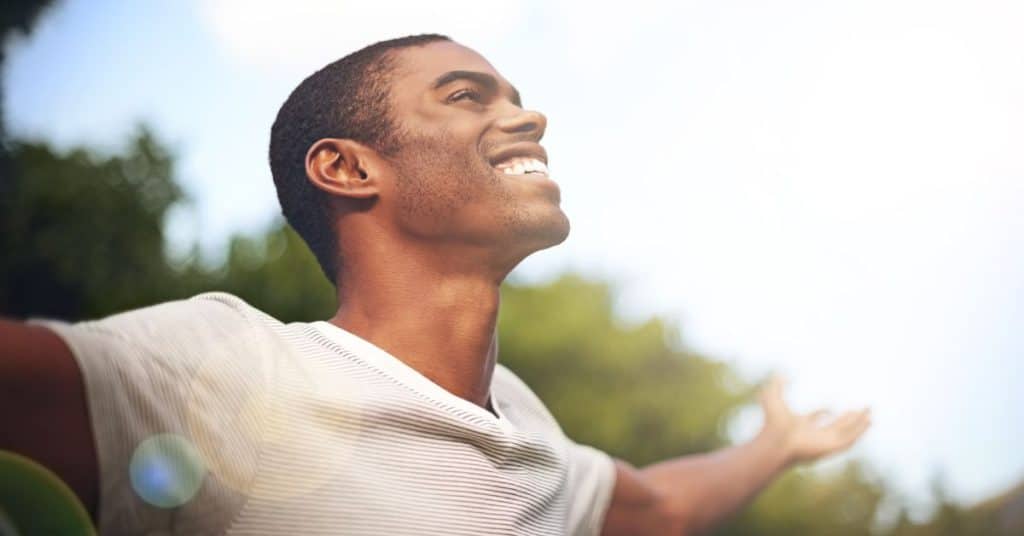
[393,143,491,222]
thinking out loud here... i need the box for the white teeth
[496,157,548,176]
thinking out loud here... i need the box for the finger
[834,415,872,449]
[819,411,868,440]
[823,410,865,433]
[815,415,870,454]
[805,409,834,425]
[842,409,872,433]
[760,374,789,416]
[834,410,872,440]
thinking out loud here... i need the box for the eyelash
[448,88,483,103]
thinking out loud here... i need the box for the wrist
[753,426,797,470]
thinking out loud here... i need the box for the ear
[304,138,382,200]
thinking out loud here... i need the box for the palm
[759,377,871,464]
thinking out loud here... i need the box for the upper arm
[15,295,277,534]
[600,459,684,536]
[0,319,98,522]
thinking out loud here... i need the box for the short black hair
[269,34,451,285]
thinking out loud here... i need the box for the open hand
[759,375,871,465]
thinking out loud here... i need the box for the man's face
[380,41,569,262]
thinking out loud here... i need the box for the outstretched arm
[599,377,871,536]
[0,319,98,522]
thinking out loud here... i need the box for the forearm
[639,429,793,535]
[601,378,870,536]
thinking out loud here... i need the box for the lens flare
[129,434,206,508]
[184,334,370,503]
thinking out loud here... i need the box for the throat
[330,274,502,409]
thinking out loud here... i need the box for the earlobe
[305,138,379,199]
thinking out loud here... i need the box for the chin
[522,208,571,252]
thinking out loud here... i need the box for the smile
[492,157,549,176]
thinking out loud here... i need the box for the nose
[495,108,547,139]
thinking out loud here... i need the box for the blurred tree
[498,274,752,464]
[1,0,57,139]
[204,225,337,322]
[0,0,55,55]
[499,276,889,535]
[1,0,59,202]
[720,462,886,535]
[1,127,187,318]
[888,476,1012,536]
[3,127,1018,534]
[0,124,335,322]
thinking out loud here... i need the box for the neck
[328,248,507,410]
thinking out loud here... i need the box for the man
[0,34,870,535]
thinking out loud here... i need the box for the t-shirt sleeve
[28,293,273,535]
[490,364,618,536]
[564,439,617,536]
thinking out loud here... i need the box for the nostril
[499,109,546,135]
[509,120,538,134]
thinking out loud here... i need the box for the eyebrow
[431,70,523,108]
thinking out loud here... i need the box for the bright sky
[5,0,1022,512]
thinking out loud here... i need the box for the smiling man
[0,34,870,535]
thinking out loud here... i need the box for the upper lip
[488,143,548,167]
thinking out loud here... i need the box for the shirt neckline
[310,320,509,426]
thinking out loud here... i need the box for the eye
[447,88,483,104]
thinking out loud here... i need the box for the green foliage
[499,274,751,464]
[887,477,1013,536]
[2,127,1018,534]
[720,462,886,535]
[198,226,337,322]
[0,0,57,141]
[0,126,336,323]
[0,0,56,44]
[1,0,59,210]
[1,127,186,319]
[498,278,892,536]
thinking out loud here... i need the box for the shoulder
[27,291,291,421]
[26,290,289,407]
[491,363,564,433]
[492,364,619,534]
[27,292,283,533]
[491,363,536,397]
[29,293,292,532]
[35,291,280,358]
[76,291,273,334]
[491,363,542,407]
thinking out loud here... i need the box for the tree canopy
[1,127,1016,535]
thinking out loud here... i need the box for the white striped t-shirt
[34,292,617,535]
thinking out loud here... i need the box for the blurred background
[2,0,1021,533]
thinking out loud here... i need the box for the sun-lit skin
[387,46,566,261]
[306,40,564,409]
[0,38,871,535]
[301,39,870,535]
